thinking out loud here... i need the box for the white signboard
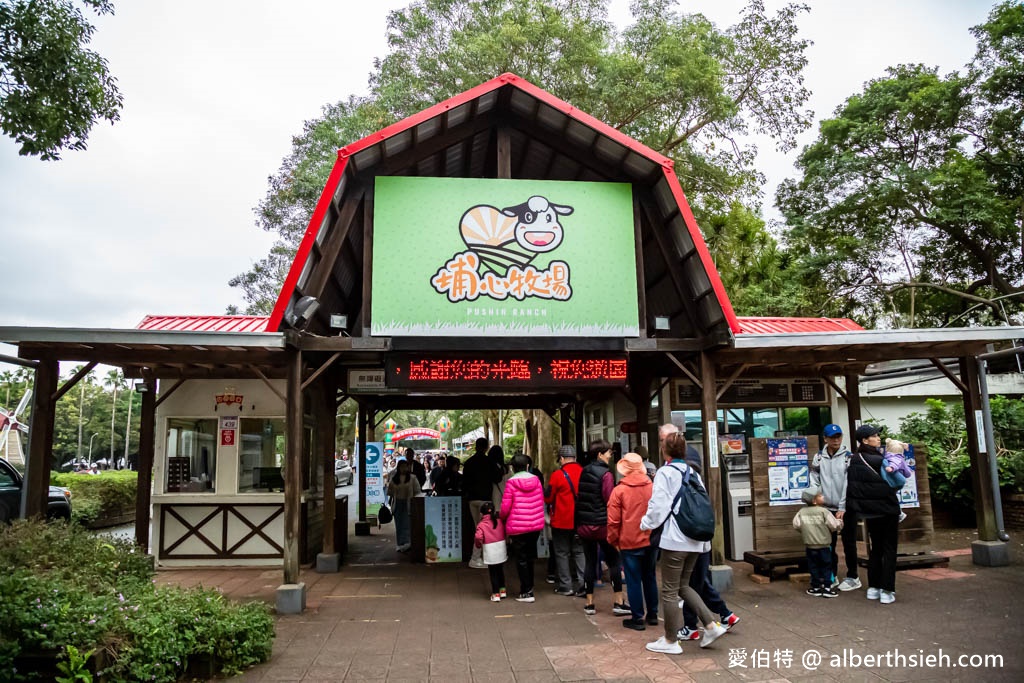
[364,442,386,505]
[349,369,387,393]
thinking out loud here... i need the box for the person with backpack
[640,431,727,654]
[576,439,628,617]
[545,444,585,596]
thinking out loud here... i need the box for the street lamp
[88,433,99,465]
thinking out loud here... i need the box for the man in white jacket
[640,430,727,655]
[809,424,860,591]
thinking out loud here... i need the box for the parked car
[334,459,354,487]
[0,457,72,523]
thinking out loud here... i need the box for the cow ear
[552,203,574,215]
[501,207,518,217]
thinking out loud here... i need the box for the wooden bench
[744,550,808,578]
[857,552,950,570]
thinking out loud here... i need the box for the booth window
[165,419,217,493]
[238,418,286,493]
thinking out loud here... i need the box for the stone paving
[156,527,1024,682]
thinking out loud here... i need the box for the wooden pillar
[319,381,337,555]
[573,401,584,453]
[134,382,156,552]
[283,347,304,585]
[559,405,571,448]
[700,352,725,565]
[844,373,862,440]
[357,403,368,522]
[961,356,998,541]
[23,358,58,519]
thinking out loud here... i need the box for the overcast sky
[0,0,996,333]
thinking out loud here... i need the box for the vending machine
[719,434,754,561]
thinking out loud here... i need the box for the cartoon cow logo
[459,196,573,276]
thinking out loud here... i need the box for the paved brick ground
[156,526,1024,682]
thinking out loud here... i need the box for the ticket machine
[722,452,754,561]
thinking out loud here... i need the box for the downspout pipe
[978,358,1010,542]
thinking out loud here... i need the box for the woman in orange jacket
[607,452,659,630]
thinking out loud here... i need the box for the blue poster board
[424,496,462,563]
[767,437,810,506]
[365,442,386,517]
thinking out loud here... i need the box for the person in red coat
[545,445,585,596]
[608,452,659,630]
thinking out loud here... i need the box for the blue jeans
[682,550,732,629]
[620,546,659,621]
[807,546,832,589]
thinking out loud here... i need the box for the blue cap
[823,424,843,437]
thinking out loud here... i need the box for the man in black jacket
[463,437,498,568]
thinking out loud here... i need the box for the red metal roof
[267,73,741,336]
[736,317,864,335]
[136,315,270,333]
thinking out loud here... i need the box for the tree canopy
[777,1,1024,328]
[0,0,122,160]
[230,0,812,313]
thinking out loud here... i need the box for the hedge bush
[50,471,137,526]
[0,521,274,682]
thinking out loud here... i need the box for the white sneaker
[469,558,487,569]
[645,637,682,655]
[880,590,895,604]
[700,622,727,648]
[837,577,862,591]
[898,511,907,523]
[866,587,881,600]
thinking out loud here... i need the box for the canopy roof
[269,73,739,346]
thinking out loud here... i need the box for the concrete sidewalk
[158,526,1024,682]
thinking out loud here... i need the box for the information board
[424,496,462,563]
[767,437,810,506]
[386,354,628,389]
[364,442,386,508]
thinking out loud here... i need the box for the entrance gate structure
[2,74,1021,613]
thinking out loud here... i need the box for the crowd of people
[382,420,900,656]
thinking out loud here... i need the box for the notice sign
[767,437,810,506]
[219,416,238,447]
[424,496,462,563]
[898,444,920,509]
[364,442,386,507]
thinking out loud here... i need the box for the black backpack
[668,463,715,542]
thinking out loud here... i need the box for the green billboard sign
[371,176,639,337]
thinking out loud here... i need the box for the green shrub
[51,471,137,526]
[0,521,274,682]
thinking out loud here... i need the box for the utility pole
[123,388,133,468]
[77,379,85,460]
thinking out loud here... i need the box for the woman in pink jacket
[500,453,546,602]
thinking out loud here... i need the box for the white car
[334,459,354,486]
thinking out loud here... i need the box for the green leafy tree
[777,2,1024,328]
[230,0,812,313]
[0,0,123,160]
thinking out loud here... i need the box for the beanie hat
[557,445,576,460]
[801,487,821,504]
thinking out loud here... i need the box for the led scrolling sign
[385,355,628,389]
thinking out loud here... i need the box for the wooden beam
[23,359,58,519]
[961,356,998,540]
[633,193,648,339]
[844,374,861,440]
[134,383,156,552]
[700,352,724,565]
[497,127,511,179]
[361,192,374,336]
[369,109,496,176]
[306,186,366,300]
[52,361,97,402]
[715,363,748,401]
[283,348,304,585]
[154,379,186,408]
[301,352,341,392]
[249,364,286,404]
[929,358,968,394]
[317,380,337,556]
[574,401,584,455]
[667,353,701,388]
[821,375,848,402]
[357,403,369,523]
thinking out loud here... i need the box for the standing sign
[364,442,387,514]
[767,437,810,506]
[423,496,462,563]
[219,416,238,447]
[372,177,639,337]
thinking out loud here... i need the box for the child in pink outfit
[500,453,546,602]
[474,501,508,601]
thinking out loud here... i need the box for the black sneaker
[545,575,556,584]
[583,604,596,615]
[572,588,587,598]
[515,591,535,603]
[622,618,646,631]
[553,587,574,596]
[646,615,660,626]
[821,587,839,598]
[612,602,631,616]
[806,587,823,597]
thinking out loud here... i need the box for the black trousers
[488,563,506,594]
[508,532,540,594]
[865,515,899,592]
[830,510,859,580]
[806,546,832,589]
[582,537,622,595]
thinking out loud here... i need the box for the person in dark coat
[405,448,427,488]
[576,439,627,617]
[846,424,901,604]
[464,437,500,567]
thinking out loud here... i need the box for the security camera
[284,295,320,330]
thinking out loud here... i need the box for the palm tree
[104,369,125,468]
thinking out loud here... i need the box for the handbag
[667,463,715,542]
[377,503,393,524]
